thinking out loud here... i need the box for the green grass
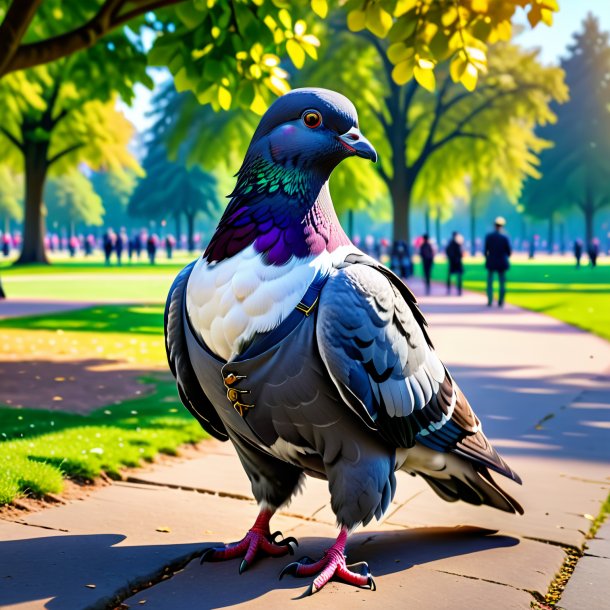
[0,377,207,505]
[417,258,610,341]
[0,302,207,506]
[0,255,193,302]
[0,304,165,335]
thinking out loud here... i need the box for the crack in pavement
[2,520,70,533]
[122,477,333,525]
[434,569,529,593]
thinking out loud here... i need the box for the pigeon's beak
[337,126,377,162]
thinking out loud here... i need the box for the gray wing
[165,261,228,441]
[317,257,520,484]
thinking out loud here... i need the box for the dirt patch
[0,358,161,413]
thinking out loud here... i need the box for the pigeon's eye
[302,110,322,129]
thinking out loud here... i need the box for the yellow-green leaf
[460,63,478,92]
[392,59,414,86]
[366,5,393,38]
[394,0,417,18]
[413,65,436,92]
[278,9,292,30]
[250,93,268,115]
[449,54,467,82]
[387,42,410,65]
[347,9,366,32]
[286,39,306,69]
[311,0,328,19]
[218,85,232,110]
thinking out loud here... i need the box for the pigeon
[165,87,522,594]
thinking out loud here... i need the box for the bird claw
[281,549,376,593]
[199,527,299,572]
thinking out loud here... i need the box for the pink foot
[200,509,297,573]
[279,528,376,594]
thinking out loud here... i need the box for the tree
[45,170,104,236]
[129,84,221,251]
[0,31,146,263]
[0,165,23,232]
[523,14,610,246]
[0,1,557,105]
[302,33,566,241]
[90,169,138,229]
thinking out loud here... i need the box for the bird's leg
[279,526,376,594]
[200,508,298,574]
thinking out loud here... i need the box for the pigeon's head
[244,88,377,174]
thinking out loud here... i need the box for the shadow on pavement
[0,528,518,609]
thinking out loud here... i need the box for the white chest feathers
[186,245,353,361]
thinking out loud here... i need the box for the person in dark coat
[147,233,158,265]
[484,217,512,307]
[445,231,464,295]
[390,240,413,280]
[588,239,599,267]
[574,239,583,268]
[419,234,434,295]
[115,231,125,265]
[102,230,115,266]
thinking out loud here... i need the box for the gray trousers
[487,270,506,305]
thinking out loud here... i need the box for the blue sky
[121,2,610,133]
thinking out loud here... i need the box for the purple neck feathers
[204,157,350,265]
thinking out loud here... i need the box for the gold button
[224,373,237,386]
[227,388,239,402]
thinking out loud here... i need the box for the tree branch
[0,126,24,152]
[2,0,186,76]
[0,0,43,74]
[47,142,85,167]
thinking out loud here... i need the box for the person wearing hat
[484,216,512,307]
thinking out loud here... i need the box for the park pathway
[1,281,609,609]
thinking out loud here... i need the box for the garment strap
[236,271,329,362]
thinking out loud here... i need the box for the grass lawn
[416,257,610,342]
[0,302,207,506]
[0,254,193,302]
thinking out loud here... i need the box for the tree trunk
[16,140,49,264]
[346,209,354,239]
[390,181,411,244]
[547,214,554,254]
[186,212,195,253]
[174,212,182,244]
[435,210,441,247]
[559,221,565,254]
[470,197,477,256]
[424,207,430,236]
[583,204,595,248]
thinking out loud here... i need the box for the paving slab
[558,555,610,610]
[0,484,319,610]
[585,521,610,560]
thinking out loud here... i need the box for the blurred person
[134,232,143,259]
[115,230,125,265]
[485,217,512,307]
[419,233,434,295]
[445,231,464,296]
[390,240,413,280]
[103,229,115,265]
[363,234,377,259]
[84,234,94,256]
[528,235,537,259]
[574,239,583,268]
[2,233,11,257]
[68,235,78,257]
[588,239,600,267]
[147,233,158,265]
[165,234,176,259]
